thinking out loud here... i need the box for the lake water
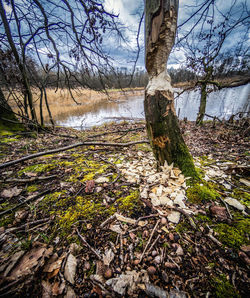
[57,84,250,129]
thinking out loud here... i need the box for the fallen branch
[0,175,57,184]
[0,190,50,217]
[0,140,149,170]
[3,218,50,235]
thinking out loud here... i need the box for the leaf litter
[0,120,249,297]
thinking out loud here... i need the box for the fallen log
[0,140,149,169]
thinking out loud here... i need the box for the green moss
[210,274,240,298]
[232,189,250,207]
[195,214,212,225]
[0,137,19,143]
[41,191,67,208]
[63,155,108,183]
[175,221,190,233]
[0,130,14,136]
[199,155,215,167]
[214,223,246,249]
[0,213,14,227]
[0,202,15,227]
[116,190,141,215]
[186,184,219,203]
[174,143,200,181]
[136,144,152,152]
[39,191,116,240]
[0,119,23,133]
[18,163,55,175]
[26,185,39,192]
[58,196,115,233]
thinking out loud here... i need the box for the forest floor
[0,119,249,297]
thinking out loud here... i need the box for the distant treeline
[0,50,249,90]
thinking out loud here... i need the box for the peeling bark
[144,0,198,178]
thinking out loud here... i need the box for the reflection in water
[57,96,145,129]
[56,84,249,129]
[175,83,250,121]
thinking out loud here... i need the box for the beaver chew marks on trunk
[144,0,198,178]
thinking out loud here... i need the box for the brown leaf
[64,253,77,284]
[47,268,60,279]
[1,186,22,199]
[9,245,52,279]
[85,180,95,193]
[210,205,228,221]
[41,280,52,298]
[43,253,65,273]
[52,281,65,296]
[240,245,250,257]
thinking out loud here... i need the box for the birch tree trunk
[144,0,198,178]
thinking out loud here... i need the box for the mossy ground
[186,183,219,203]
[0,121,249,296]
[211,274,240,298]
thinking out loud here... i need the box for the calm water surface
[56,84,250,129]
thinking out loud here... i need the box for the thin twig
[218,197,233,219]
[3,218,50,234]
[76,228,102,260]
[100,214,116,228]
[0,175,57,184]
[139,219,160,263]
[99,156,121,184]
[120,233,124,268]
[168,255,180,269]
[147,234,160,257]
[0,190,50,217]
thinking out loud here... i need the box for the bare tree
[176,0,250,125]
[0,0,122,127]
[144,0,198,178]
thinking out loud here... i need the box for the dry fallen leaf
[103,248,115,266]
[1,186,22,199]
[10,246,49,279]
[64,253,77,284]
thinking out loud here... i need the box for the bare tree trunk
[0,87,19,127]
[144,0,198,178]
[196,83,207,125]
[0,0,37,122]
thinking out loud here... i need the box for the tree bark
[144,0,198,178]
[0,87,18,127]
[196,83,207,125]
[0,0,37,122]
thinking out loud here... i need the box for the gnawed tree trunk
[144,0,198,178]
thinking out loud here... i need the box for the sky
[102,0,250,70]
[1,0,249,72]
